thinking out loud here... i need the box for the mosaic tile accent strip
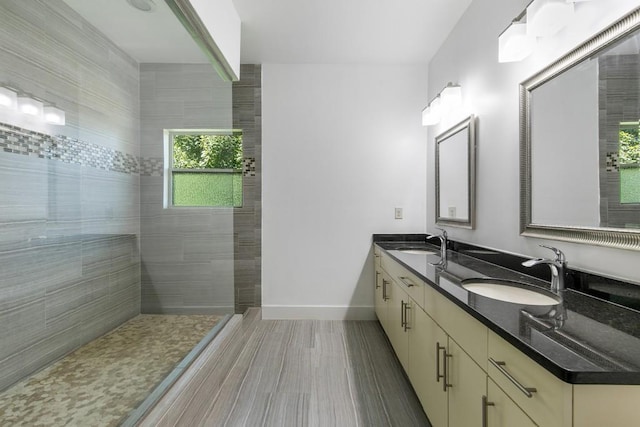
[606,151,619,172]
[0,123,140,174]
[139,157,164,176]
[243,157,256,177]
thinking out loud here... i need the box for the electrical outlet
[448,206,456,217]
[395,207,403,219]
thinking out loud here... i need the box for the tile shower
[0,0,261,405]
[0,0,141,392]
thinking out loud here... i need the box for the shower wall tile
[0,152,48,243]
[233,65,262,313]
[0,0,139,156]
[139,63,234,315]
[599,55,640,227]
[0,1,141,391]
[0,236,140,391]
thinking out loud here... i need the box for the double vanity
[373,235,640,427]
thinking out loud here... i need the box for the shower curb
[121,314,233,427]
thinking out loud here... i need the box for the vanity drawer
[488,331,572,427]
[425,285,488,369]
[380,253,425,310]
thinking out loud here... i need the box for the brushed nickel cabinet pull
[489,358,537,398]
[403,301,411,332]
[436,342,446,383]
[375,271,380,289]
[482,395,495,427]
[399,276,415,288]
[400,300,405,328]
[382,279,389,301]
[443,350,452,391]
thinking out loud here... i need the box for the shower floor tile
[0,314,221,427]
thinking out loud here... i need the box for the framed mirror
[436,115,476,229]
[521,8,640,251]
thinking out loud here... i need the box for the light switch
[448,206,456,217]
[395,208,403,219]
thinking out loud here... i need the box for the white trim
[261,305,376,321]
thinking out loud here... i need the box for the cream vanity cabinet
[378,250,493,427]
[375,245,640,427]
[373,247,389,333]
[410,306,488,427]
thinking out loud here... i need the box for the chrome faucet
[522,245,567,294]
[427,228,448,267]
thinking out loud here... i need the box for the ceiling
[62,0,473,65]
[233,0,473,64]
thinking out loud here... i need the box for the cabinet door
[408,307,448,427]
[387,280,409,372]
[374,268,387,328]
[486,378,536,427]
[448,339,487,427]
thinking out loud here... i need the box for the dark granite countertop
[374,237,640,385]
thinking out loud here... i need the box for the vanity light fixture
[0,86,18,109]
[498,0,593,62]
[17,96,43,116]
[422,105,440,126]
[440,83,463,109]
[429,95,442,117]
[526,0,574,37]
[499,20,536,62]
[421,83,463,127]
[43,106,66,125]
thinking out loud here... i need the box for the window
[619,122,640,204]
[166,131,243,207]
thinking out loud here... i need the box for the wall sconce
[0,86,18,109]
[499,0,591,63]
[421,83,462,127]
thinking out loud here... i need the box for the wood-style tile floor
[140,309,430,426]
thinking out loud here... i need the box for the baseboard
[261,305,376,320]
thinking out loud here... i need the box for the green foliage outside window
[171,133,243,207]
[619,125,640,165]
[619,124,640,204]
[173,134,243,169]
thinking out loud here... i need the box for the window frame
[163,129,243,209]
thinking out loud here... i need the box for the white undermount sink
[461,278,561,306]
[395,247,437,255]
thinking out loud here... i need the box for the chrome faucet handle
[427,228,447,241]
[436,228,448,239]
[539,245,565,263]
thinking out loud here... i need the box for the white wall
[262,64,427,319]
[427,0,640,283]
